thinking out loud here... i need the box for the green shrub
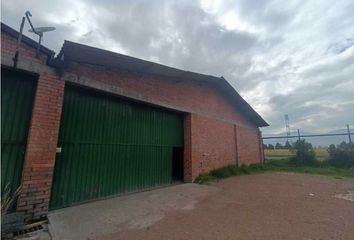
[247,163,267,171]
[210,165,238,178]
[195,164,267,184]
[288,139,318,166]
[194,174,218,184]
[327,142,354,168]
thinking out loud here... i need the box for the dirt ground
[97,173,354,240]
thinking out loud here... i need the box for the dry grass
[265,148,329,161]
[1,184,21,221]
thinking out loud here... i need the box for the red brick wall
[259,131,265,163]
[1,32,48,64]
[65,63,255,128]
[237,126,262,165]
[183,114,193,182]
[187,114,263,180]
[2,30,65,219]
[192,114,236,176]
[17,72,64,220]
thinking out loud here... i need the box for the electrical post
[284,114,291,143]
[297,129,301,141]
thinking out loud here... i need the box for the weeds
[195,160,354,184]
[195,174,218,184]
[1,184,21,221]
[195,164,266,184]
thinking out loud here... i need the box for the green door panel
[50,86,183,209]
[1,69,37,212]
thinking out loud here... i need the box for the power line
[262,132,354,139]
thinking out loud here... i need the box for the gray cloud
[2,0,354,135]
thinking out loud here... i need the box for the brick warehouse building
[1,23,268,220]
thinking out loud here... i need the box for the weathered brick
[14,62,64,220]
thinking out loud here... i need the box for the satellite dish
[28,26,56,57]
[29,27,56,35]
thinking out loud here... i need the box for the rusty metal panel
[50,86,183,209]
[1,69,37,211]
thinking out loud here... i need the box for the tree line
[263,140,292,149]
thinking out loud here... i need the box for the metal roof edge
[60,40,220,80]
[220,77,269,127]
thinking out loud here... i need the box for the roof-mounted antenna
[25,11,55,57]
[13,11,55,67]
[13,16,26,67]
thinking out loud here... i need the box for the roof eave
[220,78,269,127]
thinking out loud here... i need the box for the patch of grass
[265,148,329,161]
[265,159,354,178]
[195,164,267,184]
[194,174,218,184]
[195,159,354,184]
[210,165,239,178]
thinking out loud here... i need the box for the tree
[285,140,291,149]
[327,142,354,168]
[328,144,336,153]
[263,144,268,149]
[275,142,283,149]
[289,139,317,166]
[268,144,275,149]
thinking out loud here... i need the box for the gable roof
[58,40,268,127]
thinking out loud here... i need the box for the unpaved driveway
[49,173,354,240]
[48,183,219,240]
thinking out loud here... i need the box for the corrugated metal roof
[58,40,269,127]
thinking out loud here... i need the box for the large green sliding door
[50,86,183,209]
[1,69,37,211]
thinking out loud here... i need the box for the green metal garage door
[1,69,37,211]
[50,86,184,209]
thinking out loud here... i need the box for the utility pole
[347,124,352,144]
[297,129,301,141]
[284,114,291,143]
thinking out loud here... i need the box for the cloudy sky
[2,0,354,135]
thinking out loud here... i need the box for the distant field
[264,148,329,161]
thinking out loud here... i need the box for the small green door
[1,69,37,212]
[50,86,183,209]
